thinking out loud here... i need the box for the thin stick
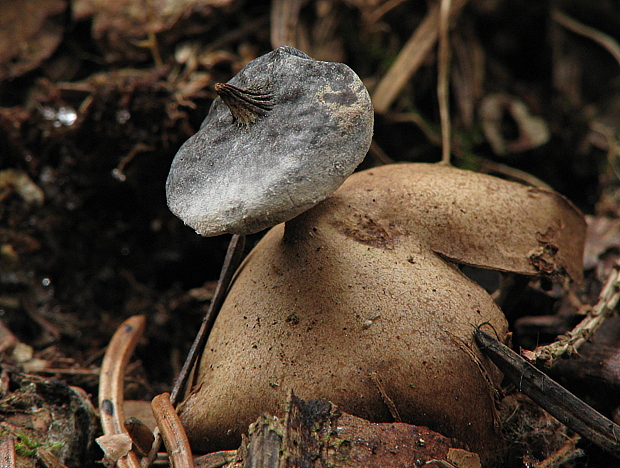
[270,0,305,49]
[371,1,440,114]
[528,263,620,367]
[437,0,452,164]
[143,234,245,468]
[475,328,620,459]
[169,233,246,404]
[552,9,620,68]
[372,0,468,114]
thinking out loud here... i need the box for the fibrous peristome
[179,163,586,466]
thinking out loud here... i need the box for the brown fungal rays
[215,83,274,125]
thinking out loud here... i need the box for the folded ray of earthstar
[166,46,374,236]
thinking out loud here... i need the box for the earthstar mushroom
[177,163,585,466]
[166,46,374,237]
[165,47,587,468]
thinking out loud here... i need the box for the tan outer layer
[330,163,584,282]
[179,164,585,465]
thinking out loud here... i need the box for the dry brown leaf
[447,447,481,468]
[73,0,234,62]
[124,400,157,431]
[95,434,133,462]
[0,0,67,81]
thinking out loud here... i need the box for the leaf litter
[1,1,620,467]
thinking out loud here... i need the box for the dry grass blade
[99,315,147,468]
[438,0,452,164]
[526,262,620,367]
[372,1,439,114]
[270,0,306,49]
[372,0,468,114]
[151,393,195,468]
[552,9,620,68]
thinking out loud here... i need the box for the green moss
[0,431,66,458]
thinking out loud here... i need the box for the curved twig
[527,263,620,366]
[151,393,195,468]
[99,315,147,468]
[552,9,620,68]
[438,0,453,164]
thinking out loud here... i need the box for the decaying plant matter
[525,263,620,367]
[475,328,620,460]
[199,391,483,468]
[97,315,146,468]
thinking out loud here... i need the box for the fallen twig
[475,327,620,459]
[98,315,147,468]
[169,234,246,404]
[151,393,195,468]
[552,9,620,68]
[143,234,245,468]
[525,262,620,367]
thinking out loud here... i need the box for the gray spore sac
[166,46,374,237]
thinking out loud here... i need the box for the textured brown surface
[332,164,585,282]
[219,394,480,468]
[180,164,586,464]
